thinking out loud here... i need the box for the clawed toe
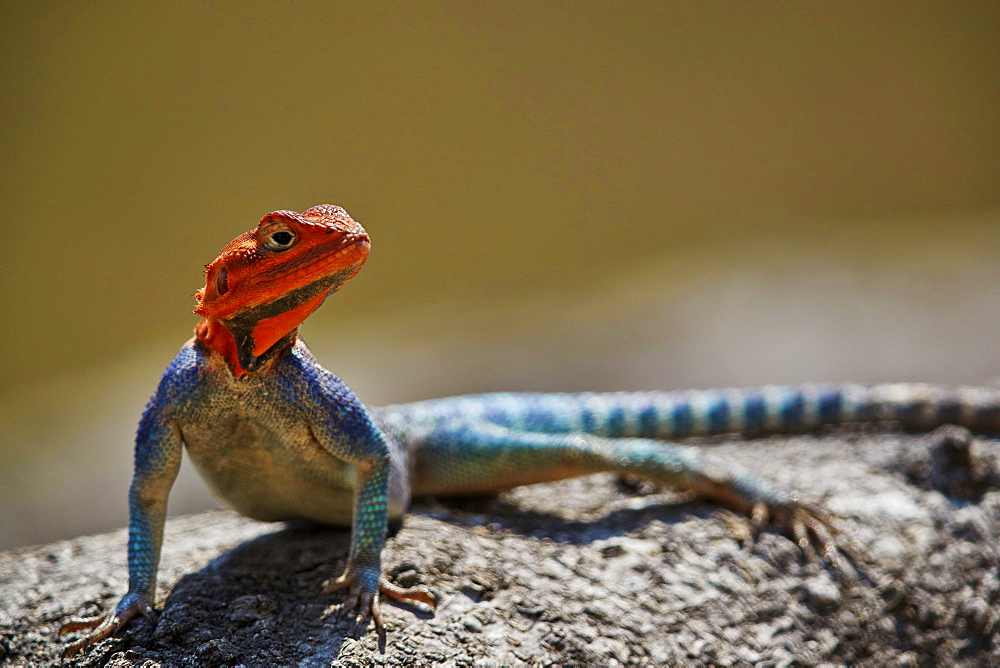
[324,572,436,637]
[379,579,436,610]
[58,592,154,658]
[720,495,864,578]
[59,614,107,635]
[59,613,120,658]
[767,502,869,579]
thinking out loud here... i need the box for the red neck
[194,286,331,378]
[195,318,251,377]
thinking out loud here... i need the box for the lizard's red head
[194,205,370,376]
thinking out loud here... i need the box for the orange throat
[194,288,330,378]
[194,319,249,377]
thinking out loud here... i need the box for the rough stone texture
[2,431,999,666]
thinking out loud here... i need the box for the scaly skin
[60,205,1000,656]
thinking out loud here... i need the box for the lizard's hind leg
[409,421,840,558]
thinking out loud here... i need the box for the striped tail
[385,383,1000,439]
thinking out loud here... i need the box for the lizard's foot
[748,498,843,562]
[730,494,872,581]
[323,572,435,636]
[699,474,862,571]
[59,593,154,658]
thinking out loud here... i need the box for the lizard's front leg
[295,363,435,634]
[320,453,435,634]
[60,416,183,657]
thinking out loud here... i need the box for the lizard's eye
[264,229,297,251]
[215,266,229,296]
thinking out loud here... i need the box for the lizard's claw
[378,577,436,609]
[323,572,436,636]
[59,613,121,658]
[324,571,381,636]
[702,475,860,570]
[59,592,154,658]
[770,501,840,560]
[737,496,866,577]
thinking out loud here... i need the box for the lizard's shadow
[118,522,361,666]
[416,489,707,545]
[117,488,702,664]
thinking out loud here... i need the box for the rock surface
[2,431,999,666]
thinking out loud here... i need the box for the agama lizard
[60,205,1000,656]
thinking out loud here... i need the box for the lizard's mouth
[256,233,370,289]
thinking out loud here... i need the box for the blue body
[108,334,1000,645]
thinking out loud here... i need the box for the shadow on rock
[118,523,359,666]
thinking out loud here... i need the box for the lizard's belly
[181,416,356,526]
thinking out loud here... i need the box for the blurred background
[1,2,998,551]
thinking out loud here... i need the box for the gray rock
[2,432,999,665]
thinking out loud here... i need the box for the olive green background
[2,2,998,549]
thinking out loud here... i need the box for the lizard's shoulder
[275,337,368,409]
[281,338,339,384]
[146,338,211,409]
[165,338,209,376]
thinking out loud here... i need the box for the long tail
[381,383,1000,439]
